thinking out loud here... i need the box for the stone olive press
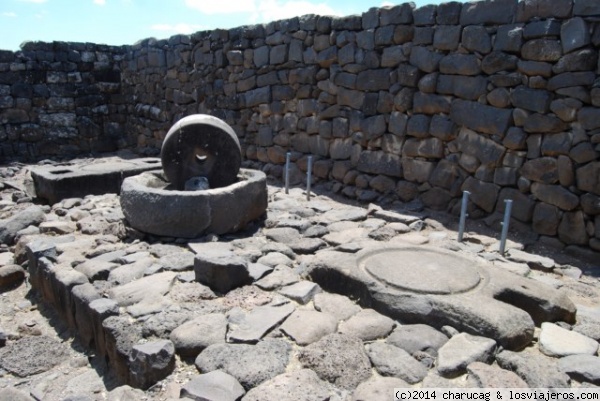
[120,114,268,238]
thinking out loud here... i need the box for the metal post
[499,199,513,254]
[285,152,290,194]
[306,155,313,201]
[457,191,470,242]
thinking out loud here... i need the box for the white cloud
[93,0,106,5]
[151,23,206,34]
[2,12,17,17]
[184,0,256,14]
[184,0,338,20]
[252,0,338,23]
[381,1,395,6]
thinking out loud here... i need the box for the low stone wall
[1,0,600,252]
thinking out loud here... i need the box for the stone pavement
[0,162,599,400]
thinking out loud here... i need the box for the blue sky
[0,0,463,51]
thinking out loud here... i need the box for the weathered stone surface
[462,177,500,213]
[539,322,599,357]
[0,205,45,245]
[558,211,589,245]
[456,128,506,166]
[365,342,428,384]
[531,183,579,211]
[194,251,251,294]
[357,151,402,177]
[532,203,560,236]
[462,26,492,54]
[410,46,443,73]
[228,303,295,343]
[108,271,177,307]
[352,376,409,400]
[0,264,26,288]
[298,333,372,390]
[496,350,570,388]
[387,324,448,356]
[280,309,337,346]
[129,340,175,389]
[467,361,528,388]
[451,101,512,137]
[242,369,333,401]
[313,292,361,321]
[170,313,227,356]
[577,162,600,195]
[181,370,246,401]
[437,75,487,100]
[338,308,395,341]
[277,281,321,304]
[517,0,572,21]
[561,17,590,54]
[195,339,291,390]
[558,355,600,385]
[436,333,496,377]
[460,0,517,25]
[522,39,562,61]
[0,335,69,377]
[520,157,558,184]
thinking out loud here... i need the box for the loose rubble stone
[0,264,26,287]
[255,265,300,290]
[170,313,227,356]
[365,342,428,384]
[466,361,529,388]
[496,350,571,388]
[181,370,246,401]
[108,271,177,306]
[195,339,291,390]
[539,322,599,357]
[277,281,321,304]
[387,324,449,357]
[298,333,372,390]
[338,308,395,341]
[313,292,361,321]
[558,355,600,385]
[194,251,252,293]
[129,340,176,389]
[0,205,45,245]
[436,333,496,377]
[227,303,295,343]
[352,376,410,401]
[242,369,334,401]
[280,309,338,345]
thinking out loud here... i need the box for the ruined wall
[0,42,128,160]
[1,0,600,252]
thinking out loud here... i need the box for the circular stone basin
[120,168,267,238]
[358,247,482,295]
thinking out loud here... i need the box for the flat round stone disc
[358,247,481,295]
[161,114,242,190]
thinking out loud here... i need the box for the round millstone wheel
[161,114,242,190]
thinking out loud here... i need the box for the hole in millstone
[49,169,73,174]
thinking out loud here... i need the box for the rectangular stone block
[450,100,512,137]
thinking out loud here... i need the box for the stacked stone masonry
[1,0,600,251]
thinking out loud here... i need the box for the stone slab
[307,244,576,350]
[30,157,162,204]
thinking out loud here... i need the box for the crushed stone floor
[0,161,599,401]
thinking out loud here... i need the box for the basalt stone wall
[2,0,600,252]
[0,42,128,160]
